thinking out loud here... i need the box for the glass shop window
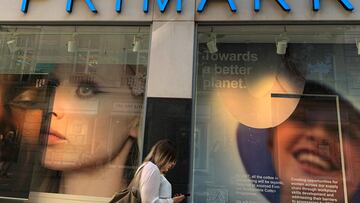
[0,25,149,200]
[193,25,360,203]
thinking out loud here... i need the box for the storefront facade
[1,0,360,203]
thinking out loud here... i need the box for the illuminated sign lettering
[197,0,237,12]
[66,0,97,13]
[254,0,291,12]
[312,0,354,11]
[20,0,355,14]
[21,0,98,13]
[116,0,122,13]
[21,0,30,13]
[143,0,182,13]
[197,0,354,13]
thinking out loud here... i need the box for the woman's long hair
[144,139,177,170]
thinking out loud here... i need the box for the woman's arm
[139,163,173,203]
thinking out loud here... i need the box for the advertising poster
[194,43,360,203]
[29,64,146,197]
[0,74,48,200]
[0,63,146,199]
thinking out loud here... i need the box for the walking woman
[139,139,185,203]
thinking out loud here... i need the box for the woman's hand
[172,194,185,203]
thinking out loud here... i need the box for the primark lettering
[21,0,355,14]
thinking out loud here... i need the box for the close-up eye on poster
[193,26,360,203]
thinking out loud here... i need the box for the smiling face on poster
[270,93,351,202]
[194,41,360,203]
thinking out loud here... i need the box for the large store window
[0,26,149,200]
[193,25,360,203]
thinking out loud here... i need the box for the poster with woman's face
[38,64,145,197]
[194,43,360,203]
[0,63,146,199]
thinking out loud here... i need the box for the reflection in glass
[193,25,360,203]
[0,26,149,199]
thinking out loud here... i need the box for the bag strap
[128,163,146,189]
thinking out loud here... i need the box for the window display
[193,25,360,203]
[0,26,149,200]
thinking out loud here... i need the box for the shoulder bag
[109,164,145,203]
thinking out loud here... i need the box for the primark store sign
[20,0,355,14]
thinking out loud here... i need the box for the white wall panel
[146,21,195,98]
[153,0,196,21]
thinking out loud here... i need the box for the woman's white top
[139,161,173,203]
